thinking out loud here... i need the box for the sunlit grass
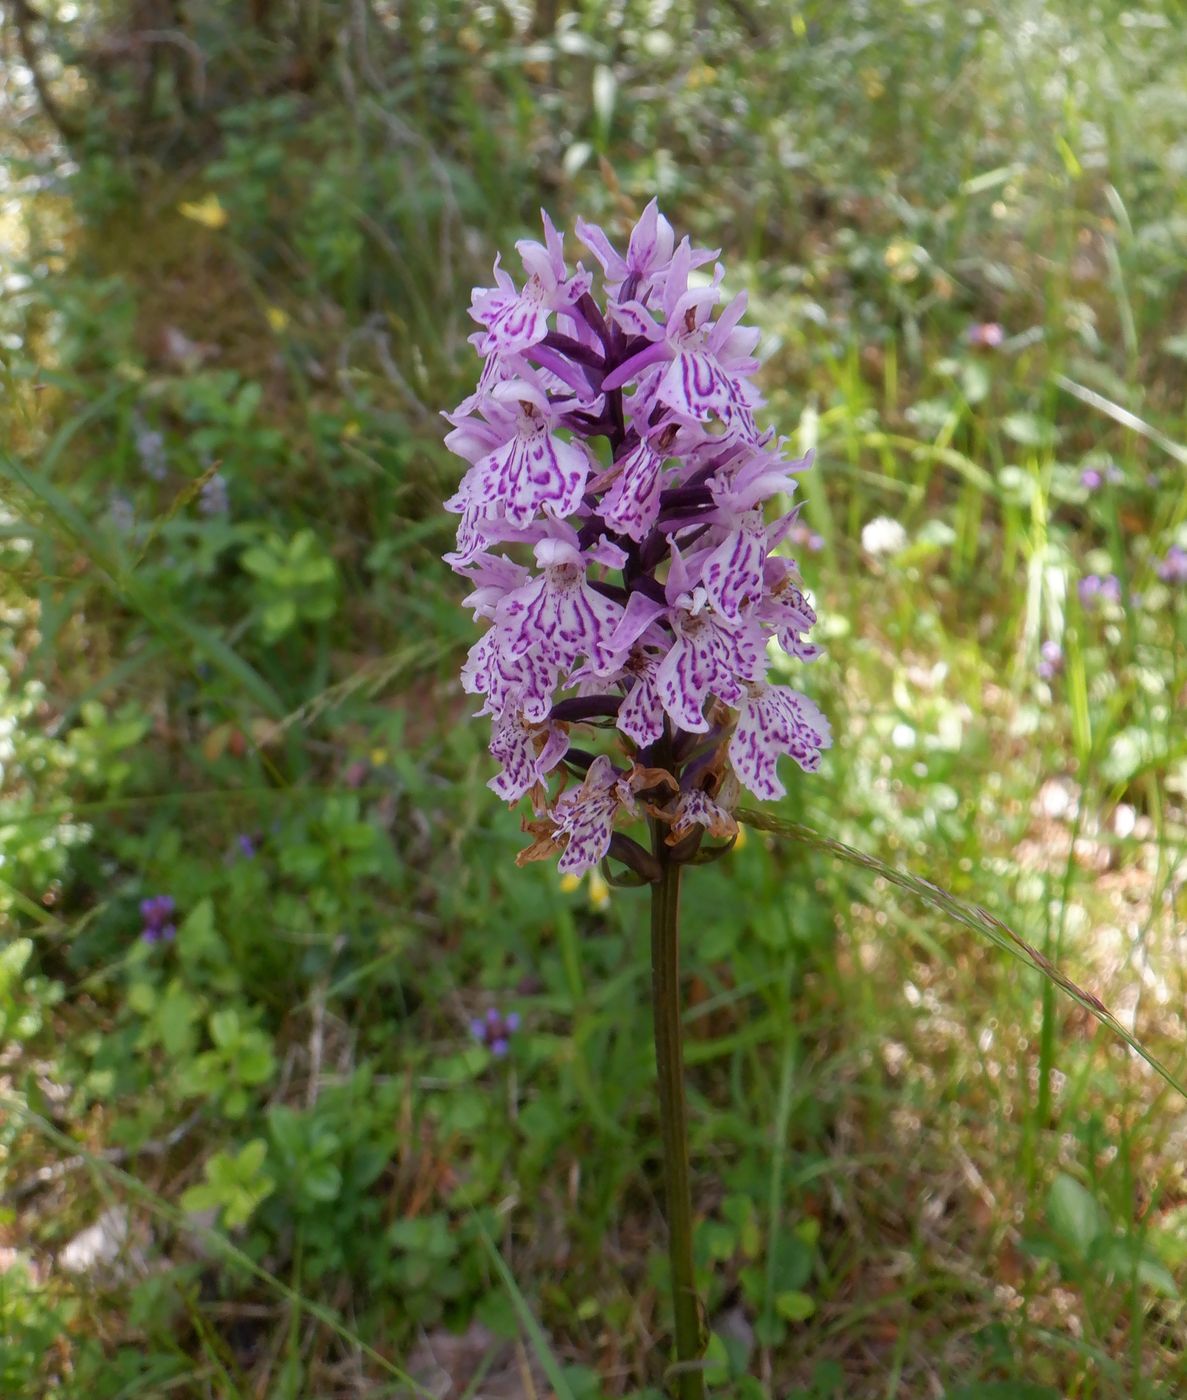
[2,1,1187,1397]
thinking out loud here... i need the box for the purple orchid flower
[443,207,831,873]
[469,212,592,356]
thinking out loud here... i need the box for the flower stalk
[649,824,705,1398]
[442,204,833,1393]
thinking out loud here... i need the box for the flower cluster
[139,894,177,944]
[1078,573,1122,609]
[444,207,831,874]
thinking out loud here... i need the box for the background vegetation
[3,1,1187,1396]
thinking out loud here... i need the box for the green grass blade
[737,809,1187,1102]
[475,1221,577,1400]
[0,450,285,717]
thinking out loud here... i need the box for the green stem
[650,830,705,1399]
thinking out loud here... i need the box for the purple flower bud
[108,493,136,534]
[133,415,168,480]
[199,472,230,517]
[490,1038,509,1057]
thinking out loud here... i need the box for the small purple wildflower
[470,1007,521,1057]
[1157,545,1187,586]
[133,416,168,481]
[444,206,831,874]
[1037,640,1063,681]
[199,471,230,517]
[236,833,258,859]
[967,322,1004,349]
[1078,573,1122,608]
[108,493,135,534]
[139,894,177,944]
[1080,465,1122,492]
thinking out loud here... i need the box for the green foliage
[239,529,339,641]
[5,0,1187,1395]
[180,1138,276,1228]
[0,1253,76,1398]
[1028,1172,1179,1299]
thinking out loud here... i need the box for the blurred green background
[2,2,1187,1396]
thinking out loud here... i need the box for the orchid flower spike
[444,208,831,875]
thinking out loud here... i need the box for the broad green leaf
[1047,1174,1104,1258]
[209,1009,241,1048]
[303,1162,342,1203]
[0,938,34,993]
[236,1138,269,1177]
[774,1290,816,1321]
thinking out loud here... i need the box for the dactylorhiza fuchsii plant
[443,205,830,1398]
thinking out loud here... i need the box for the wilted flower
[1157,544,1187,585]
[1037,640,1063,681]
[1078,573,1122,608]
[861,516,908,558]
[444,206,830,874]
[470,1007,521,1057]
[139,894,177,943]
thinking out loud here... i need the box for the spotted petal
[601,438,668,542]
[553,755,633,875]
[729,684,832,800]
[656,600,763,733]
[488,704,569,802]
[700,510,767,622]
[616,650,666,746]
[498,539,625,676]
